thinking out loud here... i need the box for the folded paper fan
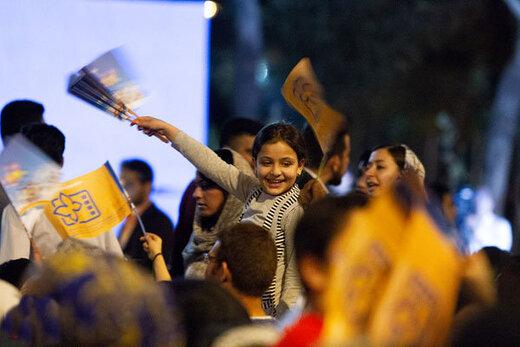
[68,48,145,122]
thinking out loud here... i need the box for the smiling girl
[132,116,306,317]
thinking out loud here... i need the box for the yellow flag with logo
[44,162,131,239]
[367,208,462,347]
[321,192,409,343]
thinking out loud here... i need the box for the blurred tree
[484,0,520,213]
[210,0,517,195]
[258,0,516,188]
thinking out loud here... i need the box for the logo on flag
[51,190,101,226]
[45,162,131,239]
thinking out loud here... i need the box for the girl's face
[254,141,304,196]
[364,148,401,197]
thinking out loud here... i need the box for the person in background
[205,223,277,322]
[1,99,44,146]
[364,144,425,198]
[172,117,263,277]
[118,159,174,272]
[298,126,350,194]
[182,149,252,278]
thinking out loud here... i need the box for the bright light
[204,1,219,19]
[255,60,269,85]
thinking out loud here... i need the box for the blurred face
[364,148,401,197]
[120,169,150,206]
[329,135,351,186]
[192,175,226,217]
[254,141,304,196]
[227,134,255,169]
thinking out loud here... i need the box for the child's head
[252,123,306,196]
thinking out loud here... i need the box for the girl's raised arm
[132,116,257,201]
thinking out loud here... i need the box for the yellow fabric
[281,58,346,154]
[321,193,408,342]
[44,164,131,239]
[321,192,463,346]
[368,208,462,347]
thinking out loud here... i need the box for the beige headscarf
[402,145,426,181]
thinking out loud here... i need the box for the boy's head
[21,123,65,167]
[205,222,277,298]
[1,100,45,145]
[294,193,368,310]
[120,159,154,206]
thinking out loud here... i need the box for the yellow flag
[321,192,409,343]
[44,162,131,239]
[367,208,462,347]
[281,58,346,154]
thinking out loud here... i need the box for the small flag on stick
[44,162,132,240]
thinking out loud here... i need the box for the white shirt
[0,204,123,264]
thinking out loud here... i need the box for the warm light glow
[204,1,219,19]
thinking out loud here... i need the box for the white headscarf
[402,145,426,181]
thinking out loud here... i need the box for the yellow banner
[281,58,346,154]
[368,209,462,347]
[44,163,131,239]
[321,193,409,343]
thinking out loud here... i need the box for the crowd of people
[0,98,518,346]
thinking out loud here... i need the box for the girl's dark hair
[252,123,306,162]
[371,144,406,171]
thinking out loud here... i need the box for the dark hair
[356,149,372,175]
[1,100,44,143]
[219,117,263,148]
[294,193,369,263]
[429,181,451,202]
[121,159,154,183]
[303,126,349,169]
[0,258,31,289]
[451,306,520,347]
[371,144,406,171]
[217,223,277,297]
[252,123,306,162]
[21,124,65,166]
[169,279,250,347]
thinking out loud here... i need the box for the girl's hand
[140,232,163,260]
[131,116,177,143]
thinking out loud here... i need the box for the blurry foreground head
[21,123,65,167]
[169,279,250,347]
[364,144,425,197]
[1,243,182,346]
[1,99,45,145]
[294,193,369,311]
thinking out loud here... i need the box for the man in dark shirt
[118,159,174,272]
